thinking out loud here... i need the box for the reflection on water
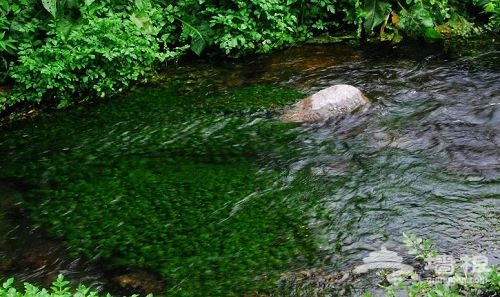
[0,40,499,295]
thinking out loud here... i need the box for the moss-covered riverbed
[0,84,327,296]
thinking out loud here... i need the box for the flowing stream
[0,40,499,296]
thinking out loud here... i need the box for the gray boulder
[282,84,369,123]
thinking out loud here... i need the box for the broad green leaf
[180,20,207,56]
[363,0,392,32]
[41,0,57,18]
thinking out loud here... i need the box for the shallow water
[0,40,499,296]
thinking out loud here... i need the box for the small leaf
[2,278,14,289]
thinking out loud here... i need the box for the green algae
[0,84,319,295]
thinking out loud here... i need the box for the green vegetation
[0,0,498,112]
[1,274,159,297]
[0,275,118,297]
[364,233,500,297]
[402,231,438,260]
[2,234,498,297]
[28,157,313,295]
[366,267,500,297]
[0,85,317,296]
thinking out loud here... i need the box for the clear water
[0,40,499,296]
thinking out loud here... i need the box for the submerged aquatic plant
[9,85,317,296]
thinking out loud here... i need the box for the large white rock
[282,84,369,123]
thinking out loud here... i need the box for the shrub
[205,0,305,56]
[0,0,48,85]
[1,0,498,112]
[6,13,175,110]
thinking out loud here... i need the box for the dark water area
[0,39,499,296]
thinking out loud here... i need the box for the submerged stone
[281,84,369,123]
[112,272,164,295]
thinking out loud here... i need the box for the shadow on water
[0,39,499,296]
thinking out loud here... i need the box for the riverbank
[2,35,497,125]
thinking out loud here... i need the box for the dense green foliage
[9,15,167,108]
[0,0,498,112]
